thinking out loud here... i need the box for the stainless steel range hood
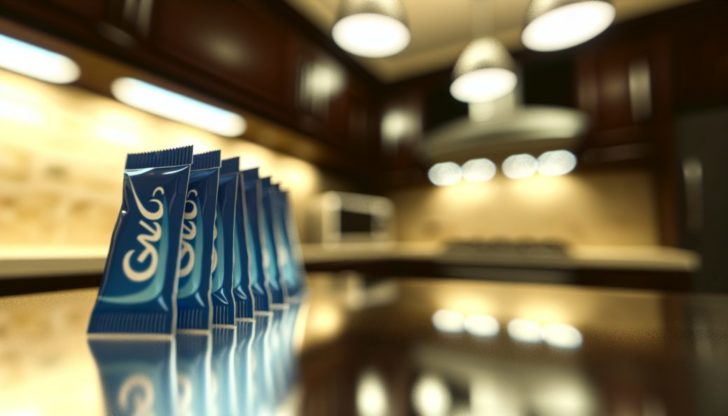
[420,93,589,163]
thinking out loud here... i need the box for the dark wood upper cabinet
[151,0,291,108]
[288,35,344,144]
[0,0,384,180]
[344,80,375,155]
[574,33,663,146]
[286,35,379,155]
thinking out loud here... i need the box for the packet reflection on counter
[176,334,212,416]
[89,339,177,416]
[88,146,192,336]
[235,320,255,416]
[210,327,237,415]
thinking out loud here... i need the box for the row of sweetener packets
[87,146,305,338]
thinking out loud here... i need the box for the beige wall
[0,69,343,251]
[389,169,660,246]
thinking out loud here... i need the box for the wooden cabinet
[288,35,345,145]
[151,0,291,108]
[0,0,382,179]
[287,35,379,156]
[344,82,375,156]
[574,33,665,149]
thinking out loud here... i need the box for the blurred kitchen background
[0,0,725,294]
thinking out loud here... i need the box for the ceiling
[287,0,695,82]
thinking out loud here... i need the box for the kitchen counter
[0,243,699,293]
[0,246,108,279]
[0,243,698,278]
[303,242,699,272]
[1,272,726,415]
[304,243,699,291]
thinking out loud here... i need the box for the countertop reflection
[1,272,727,415]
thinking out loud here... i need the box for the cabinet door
[151,0,291,109]
[288,35,353,146]
[344,81,374,156]
[576,37,658,140]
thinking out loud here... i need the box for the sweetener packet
[177,151,221,332]
[242,168,271,314]
[88,146,193,336]
[271,184,305,301]
[232,169,255,321]
[259,177,286,307]
[211,158,238,328]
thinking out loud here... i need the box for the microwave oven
[311,191,394,246]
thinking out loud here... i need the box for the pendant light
[450,0,517,103]
[332,0,411,58]
[522,0,615,51]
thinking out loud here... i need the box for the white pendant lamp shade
[332,0,411,58]
[450,38,518,104]
[522,0,615,51]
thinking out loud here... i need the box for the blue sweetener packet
[279,188,307,298]
[242,168,271,315]
[211,158,239,328]
[259,177,286,308]
[88,146,193,336]
[271,184,305,301]
[177,151,221,332]
[233,169,255,321]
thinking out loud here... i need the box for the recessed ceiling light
[522,0,615,52]
[332,0,410,58]
[0,33,80,84]
[110,77,247,137]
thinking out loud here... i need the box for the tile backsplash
[390,169,660,246]
[0,69,335,250]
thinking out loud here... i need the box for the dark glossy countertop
[0,272,726,415]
